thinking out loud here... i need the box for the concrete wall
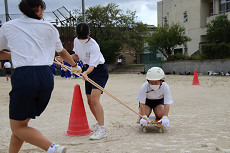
[162,59,230,74]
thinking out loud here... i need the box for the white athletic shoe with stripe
[89,128,107,140]
[54,144,67,153]
[90,123,99,132]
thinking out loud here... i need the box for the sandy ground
[0,74,230,153]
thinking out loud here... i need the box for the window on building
[164,16,168,25]
[220,0,230,13]
[209,1,214,16]
[174,48,183,55]
[184,43,188,55]
[184,47,188,55]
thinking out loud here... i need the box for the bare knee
[10,119,29,134]
[154,105,164,119]
[11,132,21,141]
[90,99,100,107]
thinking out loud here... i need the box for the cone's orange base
[66,84,91,136]
[67,126,91,136]
[192,82,200,85]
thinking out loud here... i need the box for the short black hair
[76,23,90,39]
[19,0,46,20]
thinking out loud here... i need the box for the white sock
[47,144,55,153]
[98,126,105,130]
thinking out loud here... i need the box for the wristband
[72,63,78,67]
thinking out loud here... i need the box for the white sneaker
[90,123,99,132]
[89,129,107,140]
[54,144,67,153]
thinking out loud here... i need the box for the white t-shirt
[136,82,173,105]
[73,38,105,67]
[0,16,63,68]
[4,62,11,68]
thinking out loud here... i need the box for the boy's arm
[1,66,5,71]
[56,50,79,64]
[57,48,76,67]
[71,54,79,61]
[81,66,94,81]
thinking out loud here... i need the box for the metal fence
[141,46,163,73]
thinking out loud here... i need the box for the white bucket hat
[146,67,165,80]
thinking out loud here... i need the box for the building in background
[119,25,157,64]
[157,0,230,56]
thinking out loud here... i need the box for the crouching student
[136,67,173,127]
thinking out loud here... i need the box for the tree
[201,14,230,59]
[147,23,191,59]
[206,14,230,43]
[125,22,149,63]
[74,3,148,64]
[99,40,122,64]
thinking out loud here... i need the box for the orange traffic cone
[192,69,200,85]
[66,84,91,136]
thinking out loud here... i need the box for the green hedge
[201,43,230,59]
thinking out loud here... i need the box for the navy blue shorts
[85,64,109,95]
[145,98,164,110]
[5,68,11,75]
[50,67,56,75]
[9,66,54,121]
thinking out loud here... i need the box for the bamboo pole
[54,60,160,125]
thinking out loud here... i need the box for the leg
[90,89,104,126]
[153,104,164,119]
[88,89,108,140]
[86,94,98,121]
[137,103,141,123]
[9,133,24,153]
[5,74,8,81]
[6,74,11,81]
[139,104,151,133]
[9,119,52,153]
[140,103,152,117]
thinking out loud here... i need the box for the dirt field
[0,74,230,153]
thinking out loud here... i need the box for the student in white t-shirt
[117,58,122,67]
[1,60,11,82]
[136,67,173,127]
[71,23,109,140]
[0,0,81,152]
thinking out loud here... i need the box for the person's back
[2,16,60,68]
[4,61,11,68]
[2,61,11,82]
[0,0,78,152]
